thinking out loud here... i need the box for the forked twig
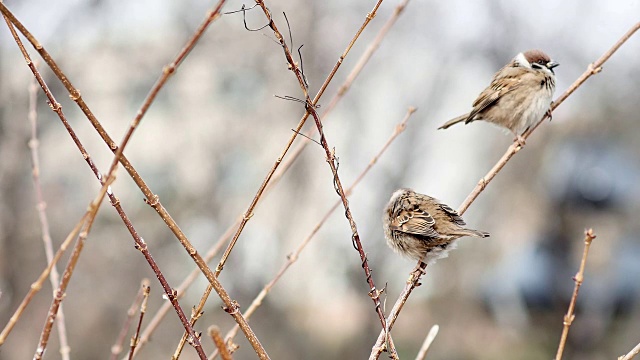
[209,108,416,359]
[139,1,406,353]
[111,279,150,360]
[128,284,150,360]
[370,21,640,359]
[252,0,397,356]
[173,1,388,357]
[555,229,597,360]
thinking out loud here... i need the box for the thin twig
[27,70,71,360]
[619,342,640,360]
[33,172,116,360]
[1,16,210,360]
[174,1,388,357]
[128,283,150,360]
[208,326,233,360]
[370,21,640,359]
[555,229,597,360]
[111,279,150,360]
[415,325,439,360]
[253,0,397,356]
[2,3,272,358]
[209,108,416,359]
[140,0,409,354]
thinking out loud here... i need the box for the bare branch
[415,324,439,360]
[111,279,150,360]
[555,229,597,360]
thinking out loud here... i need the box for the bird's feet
[546,105,554,121]
[514,135,526,148]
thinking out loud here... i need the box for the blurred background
[1,0,640,359]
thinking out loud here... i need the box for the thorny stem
[555,229,596,360]
[370,21,640,359]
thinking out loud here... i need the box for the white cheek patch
[514,52,531,69]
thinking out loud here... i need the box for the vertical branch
[555,229,596,360]
[251,2,396,356]
[128,284,150,360]
[209,108,416,359]
[208,326,233,360]
[111,279,150,360]
[27,70,71,360]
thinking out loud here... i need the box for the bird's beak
[547,60,559,74]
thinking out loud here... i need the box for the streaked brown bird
[383,188,489,264]
[439,49,559,145]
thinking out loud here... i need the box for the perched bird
[439,49,559,144]
[383,188,489,264]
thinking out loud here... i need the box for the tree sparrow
[438,49,559,144]
[383,188,489,264]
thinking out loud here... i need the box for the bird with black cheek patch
[439,49,559,145]
[383,188,490,265]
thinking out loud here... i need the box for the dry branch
[27,71,71,360]
[555,229,596,360]
[370,21,640,359]
[111,279,150,360]
[128,283,150,360]
[415,324,439,360]
[1,15,210,360]
[0,2,275,358]
[252,0,396,356]
[140,1,408,354]
[209,108,416,359]
[620,342,640,360]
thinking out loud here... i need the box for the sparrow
[438,49,559,145]
[383,188,489,264]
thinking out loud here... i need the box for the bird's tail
[454,228,490,238]
[438,114,469,130]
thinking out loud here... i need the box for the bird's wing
[466,67,524,122]
[438,203,466,226]
[392,206,439,238]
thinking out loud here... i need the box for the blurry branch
[111,279,150,360]
[1,2,273,358]
[0,210,88,345]
[1,15,210,360]
[370,21,640,359]
[32,172,115,360]
[27,72,71,360]
[209,108,416,359]
[127,283,150,360]
[176,0,389,356]
[213,0,385,276]
[555,229,596,360]
[253,0,397,356]
[140,1,407,354]
[415,324,439,360]
[208,326,233,360]
[620,342,640,360]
